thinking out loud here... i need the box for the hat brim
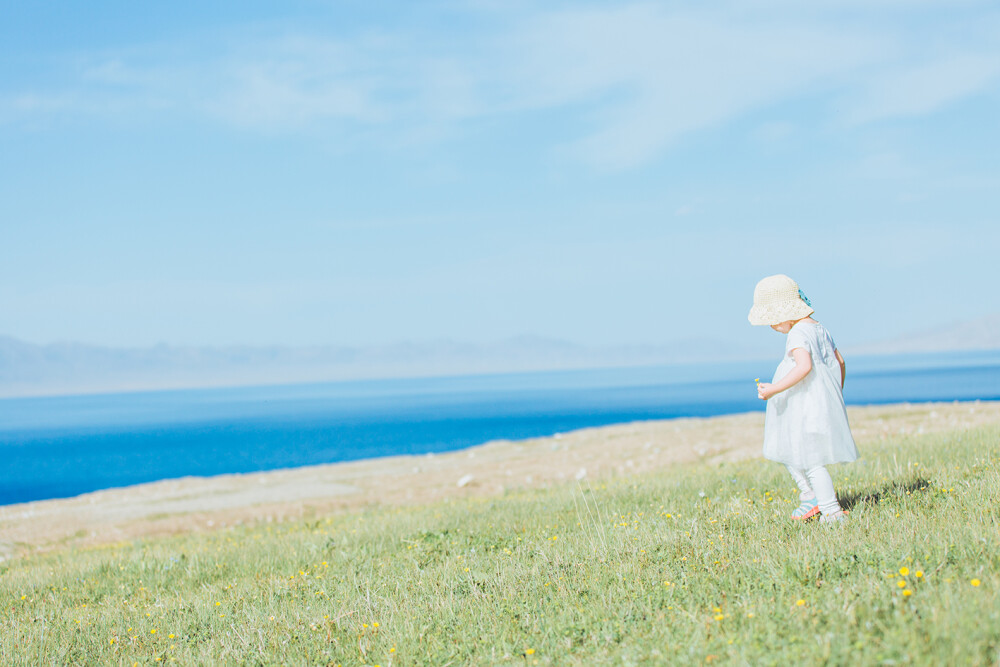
[748,302,814,326]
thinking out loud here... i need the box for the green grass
[3,425,999,665]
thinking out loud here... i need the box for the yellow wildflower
[796,599,805,606]
[902,590,912,597]
[971,579,981,587]
[899,567,909,576]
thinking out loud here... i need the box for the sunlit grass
[2,425,998,665]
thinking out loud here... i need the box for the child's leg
[785,466,816,501]
[805,465,843,515]
[786,466,820,519]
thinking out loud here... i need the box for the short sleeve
[785,326,812,357]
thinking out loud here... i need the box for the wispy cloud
[500,5,885,168]
[3,2,999,168]
[846,54,1000,124]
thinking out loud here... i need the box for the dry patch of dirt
[1,400,997,560]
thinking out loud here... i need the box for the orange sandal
[791,499,819,520]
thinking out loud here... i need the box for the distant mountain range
[851,313,1000,355]
[2,313,997,398]
[0,334,772,398]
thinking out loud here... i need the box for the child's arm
[835,349,846,389]
[757,348,811,400]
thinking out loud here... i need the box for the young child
[748,274,858,523]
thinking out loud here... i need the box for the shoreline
[2,400,998,561]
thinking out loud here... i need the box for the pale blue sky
[2,0,998,352]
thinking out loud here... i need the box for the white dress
[763,320,859,469]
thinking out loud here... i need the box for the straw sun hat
[747,274,814,326]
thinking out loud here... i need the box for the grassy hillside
[2,423,998,665]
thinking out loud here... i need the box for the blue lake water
[2,350,999,506]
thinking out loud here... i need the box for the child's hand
[757,382,776,400]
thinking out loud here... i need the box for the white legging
[786,465,843,516]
